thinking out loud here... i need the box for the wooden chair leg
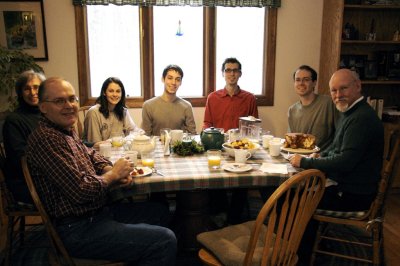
[310,221,325,266]
[5,216,16,266]
[372,226,381,266]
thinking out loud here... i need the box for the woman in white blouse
[83,77,142,146]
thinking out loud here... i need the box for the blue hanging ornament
[176,20,183,36]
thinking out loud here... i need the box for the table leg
[175,190,210,252]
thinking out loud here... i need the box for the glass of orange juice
[207,149,221,170]
[111,134,125,148]
[141,151,155,168]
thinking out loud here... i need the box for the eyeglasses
[295,77,313,83]
[224,68,241,74]
[43,96,79,107]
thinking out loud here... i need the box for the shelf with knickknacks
[366,18,377,41]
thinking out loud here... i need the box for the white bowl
[222,142,260,157]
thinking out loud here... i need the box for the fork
[152,168,165,176]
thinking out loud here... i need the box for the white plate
[130,167,152,177]
[221,163,252,173]
[281,146,320,154]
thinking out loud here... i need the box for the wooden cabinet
[318,0,400,108]
[319,1,400,187]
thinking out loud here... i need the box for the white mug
[269,140,282,157]
[99,143,112,158]
[234,149,252,164]
[170,129,184,144]
[262,134,274,148]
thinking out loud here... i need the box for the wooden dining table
[109,139,298,251]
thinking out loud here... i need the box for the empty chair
[310,130,400,266]
[197,169,326,266]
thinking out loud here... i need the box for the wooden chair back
[75,106,91,139]
[198,169,326,266]
[0,153,40,266]
[244,169,326,266]
[21,156,125,266]
[371,129,400,220]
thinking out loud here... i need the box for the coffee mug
[262,134,274,148]
[234,149,252,164]
[269,139,282,157]
[170,129,184,144]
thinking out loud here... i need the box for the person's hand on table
[102,157,134,187]
[309,152,320,158]
[289,152,320,167]
[289,154,303,168]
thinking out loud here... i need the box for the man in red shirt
[203,57,258,132]
[203,58,259,225]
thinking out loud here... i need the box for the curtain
[72,0,280,7]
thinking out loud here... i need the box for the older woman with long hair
[83,77,141,145]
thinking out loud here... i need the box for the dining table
[109,138,299,251]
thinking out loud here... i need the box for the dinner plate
[221,163,252,173]
[130,167,152,177]
[281,146,320,154]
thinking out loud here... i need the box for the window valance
[72,0,280,8]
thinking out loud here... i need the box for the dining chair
[197,169,326,266]
[0,145,42,266]
[75,105,91,139]
[21,156,126,266]
[310,129,400,266]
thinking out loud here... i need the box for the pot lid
[239,116,261,123]
[203,127,223,134]
[133,134,150,142]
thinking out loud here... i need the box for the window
[153,6,203,97]
[87,5,141,98]
[75,6,277,107]
[216,7,265,95]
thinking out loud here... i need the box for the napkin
[259,163,288,174]
[164,130,171,156]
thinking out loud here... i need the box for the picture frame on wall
[0,0,48,61]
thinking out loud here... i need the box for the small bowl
[222,142,260,157]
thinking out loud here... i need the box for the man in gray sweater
[290,68,384,264]
[288,65,340,152]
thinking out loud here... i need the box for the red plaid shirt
[26,117,112,219]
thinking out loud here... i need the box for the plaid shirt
[26,117,112,219]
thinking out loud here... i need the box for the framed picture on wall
[0,0,48,61]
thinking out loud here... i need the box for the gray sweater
[142,96,196,136]
[288,94,340,152]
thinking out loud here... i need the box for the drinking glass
[207,150,221,170]
[99,142,112,158]
[160,128,171,144]
[141,151,155,168]
[111,133,125,148]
